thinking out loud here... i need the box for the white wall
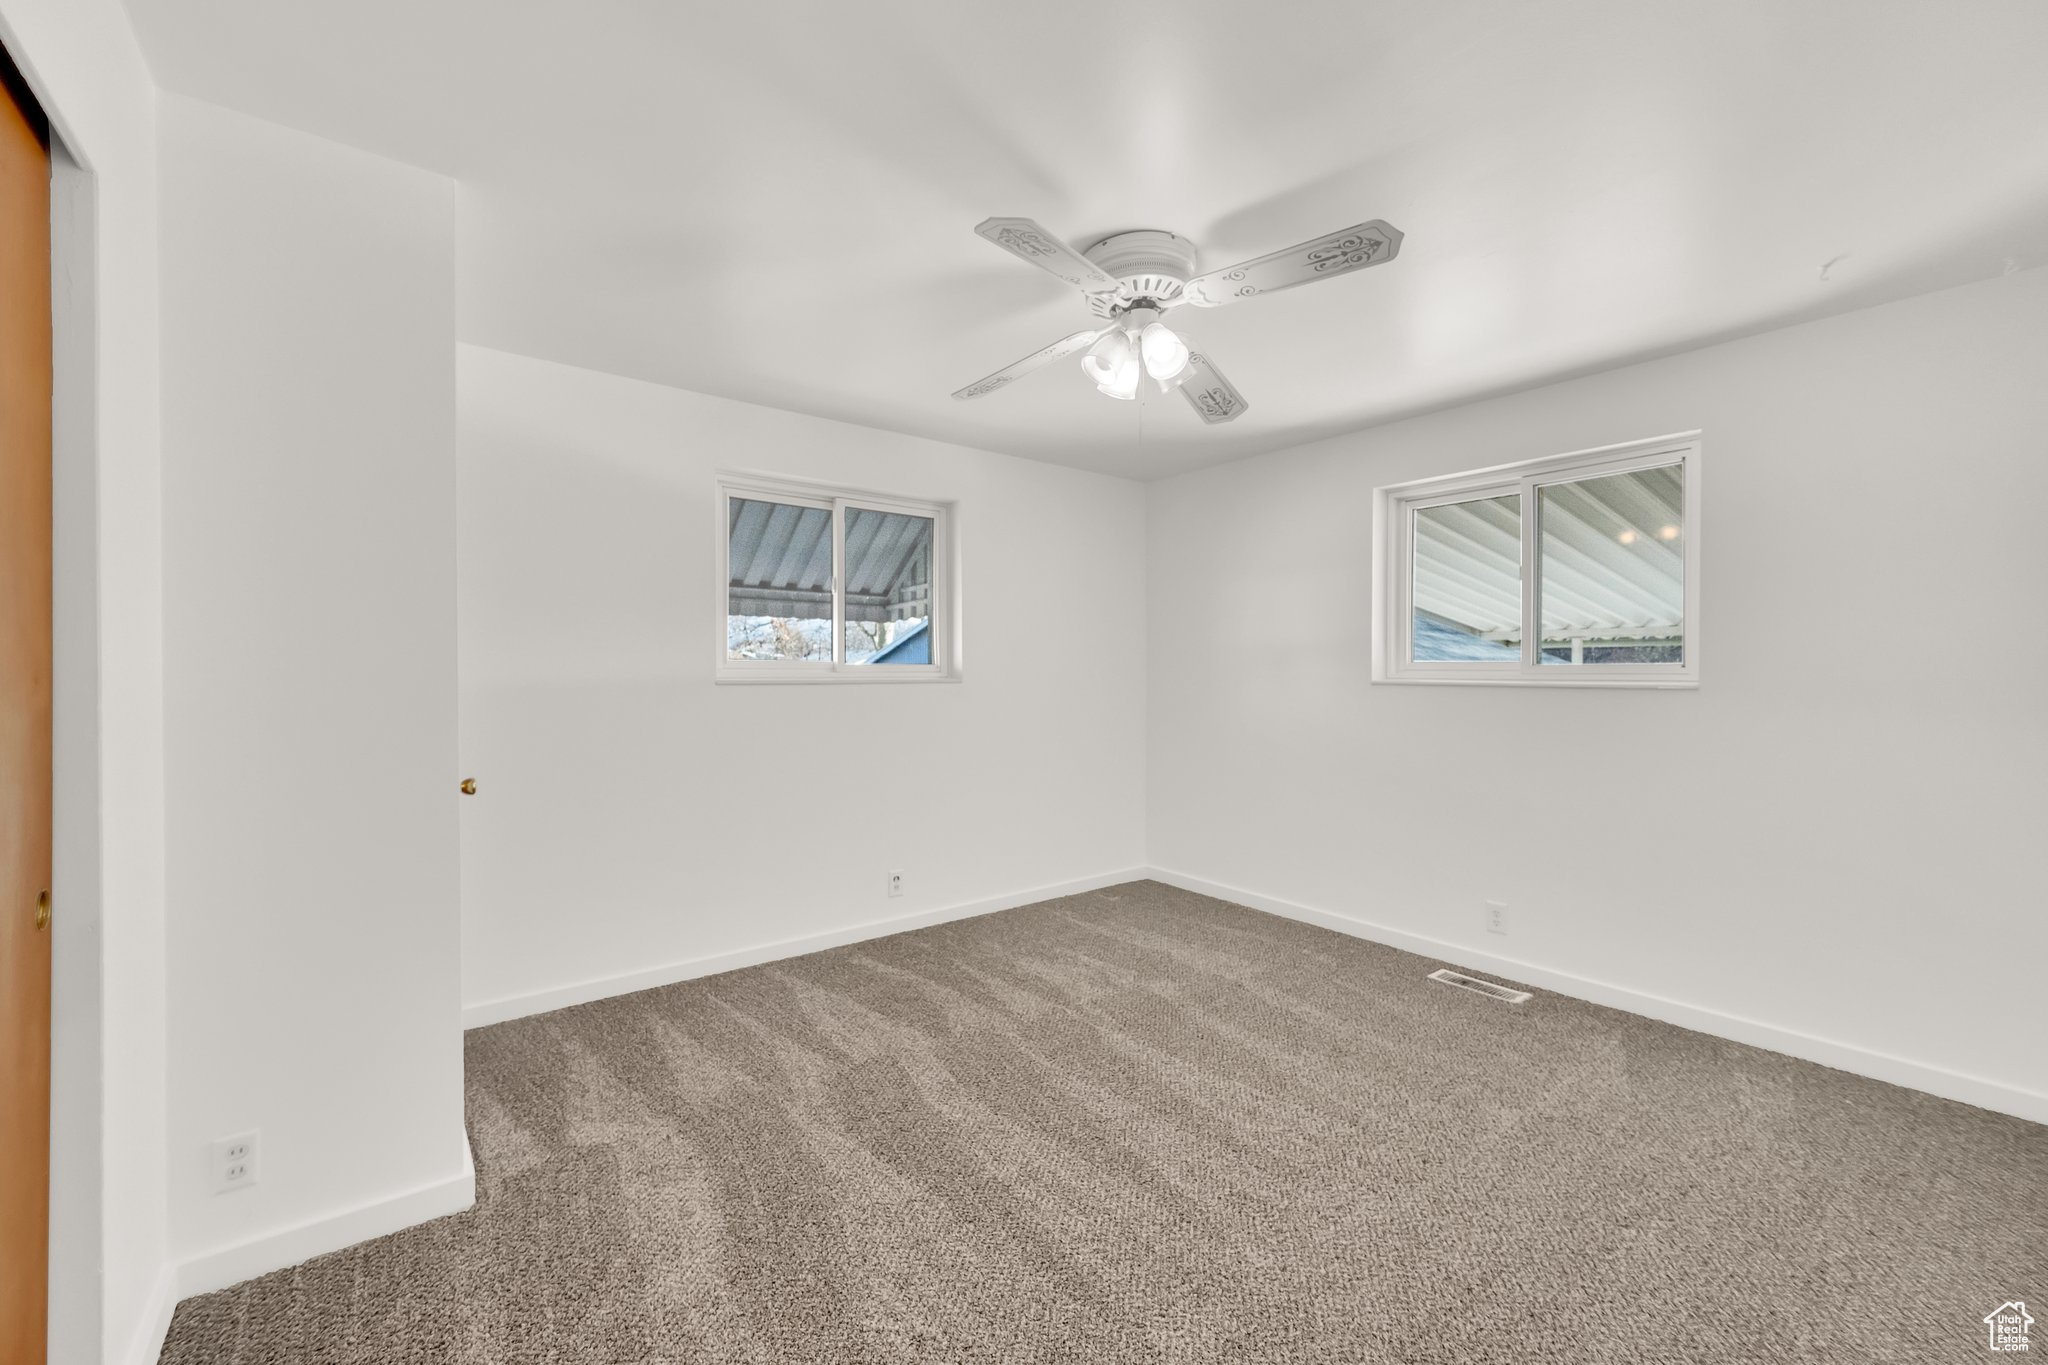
[1148,267,2048,1120]
[158,95,467,1280]
[457,345,1148,1021]
[0,1,168,1361]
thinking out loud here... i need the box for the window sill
[1372,675,1698,690]
[715,669,963,685]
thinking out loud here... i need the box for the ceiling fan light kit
[1081,304,1189,401]
[953,216,1404,425]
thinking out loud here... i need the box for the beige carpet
[160,880,2046,1363]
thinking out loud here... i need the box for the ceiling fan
[951,216,1404,424]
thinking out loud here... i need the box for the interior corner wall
[157,95,466,1279]
[1146,266,2048,1120]
[0,0,169,1361]
[455,345,1148,1022]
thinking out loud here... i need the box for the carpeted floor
[160,880,2046,1363]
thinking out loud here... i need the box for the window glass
[1411,493,1521,662]
[1537,465,1684,665]
[842,507,935,665]
[726,496,833,662]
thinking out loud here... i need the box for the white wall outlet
[1485,901,1509,935]
[212,1130,260,1194]
[887,869,904,898]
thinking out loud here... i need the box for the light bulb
[1096,352,1140,400]
[1658,524,1680,541]
[1140,322,1190,380]
[1081,329,1134,388]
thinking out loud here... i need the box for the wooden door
[0,47,50,1365]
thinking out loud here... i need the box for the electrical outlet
[1485,901,1508,935]
[212,1131,260,1195]
[887,869,904,898]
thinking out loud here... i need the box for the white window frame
[716,473,959,684]
[1374,431,1702,688]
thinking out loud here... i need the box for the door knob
[459,778,477,795]
[34,889,49,931]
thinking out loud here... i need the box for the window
[1376,433,1700,686]
[718,476,955,682]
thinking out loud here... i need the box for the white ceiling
[123,0,2048,479]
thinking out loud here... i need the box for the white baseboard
[1147,867,2048,1127]
[462,868,1153,1029]
[170,1134,476,1305]
[110,864,2038,1365]
[121,1136,475,1363]
[122,1261,179,1365]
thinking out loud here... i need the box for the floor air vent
[1428,968,1532,1004]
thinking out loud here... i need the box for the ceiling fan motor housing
[1083,229,1199,315]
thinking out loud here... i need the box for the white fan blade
[1176,350,1250,424]
[952,328,1106,400]
[974,218,1122,295]
[1183,220,1404,307]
